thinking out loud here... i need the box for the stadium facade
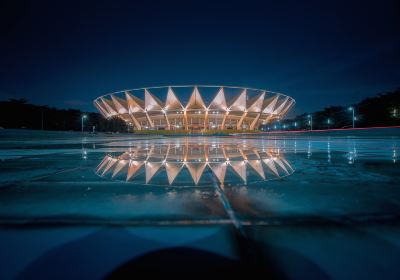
[94,85,295,131]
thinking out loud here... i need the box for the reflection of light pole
[348,107,355,128]
[81,115,87,132]
[308,115,313,130]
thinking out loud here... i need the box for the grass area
[133,129,258,135]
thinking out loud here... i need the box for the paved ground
[0,129,399,279]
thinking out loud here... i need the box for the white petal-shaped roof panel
[208,87,227,111]
[247,91,266,112]
[186,86,206,110]
[229,89,247,111]
[165,87,183,110]
[145,89,164,111]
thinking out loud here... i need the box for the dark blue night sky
[1,0,399,115]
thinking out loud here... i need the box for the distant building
[94,85,295,131]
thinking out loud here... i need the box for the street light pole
[308,115,313,131]
[349,107,355,128]
[81,115,87,132]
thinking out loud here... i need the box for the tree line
[0,98,126,132]
[265,88,400,130]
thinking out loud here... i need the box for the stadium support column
[237,111,247,130]
[221,145,228,160]
[250,113,261,130]
[164,112,170,130]
[184,110,189,130]
[204,144,209,161]
[204,110,209,130]
[130,114,142,130]
[221,111,229,129]
[145,111,154,128]
[264,114,274,124]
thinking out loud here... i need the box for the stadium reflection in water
[95,142,294,187]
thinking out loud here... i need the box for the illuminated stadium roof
[94,85,295,131]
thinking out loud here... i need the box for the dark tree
[269,88,400,130]
[0,99,126,132]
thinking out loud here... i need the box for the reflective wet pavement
[0,129,399,279]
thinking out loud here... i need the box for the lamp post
[81,115,87,132]
[327,118,331,130]
[308,114,313,131]
[348,107,355,128]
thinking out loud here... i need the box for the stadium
[94,85,295,131]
